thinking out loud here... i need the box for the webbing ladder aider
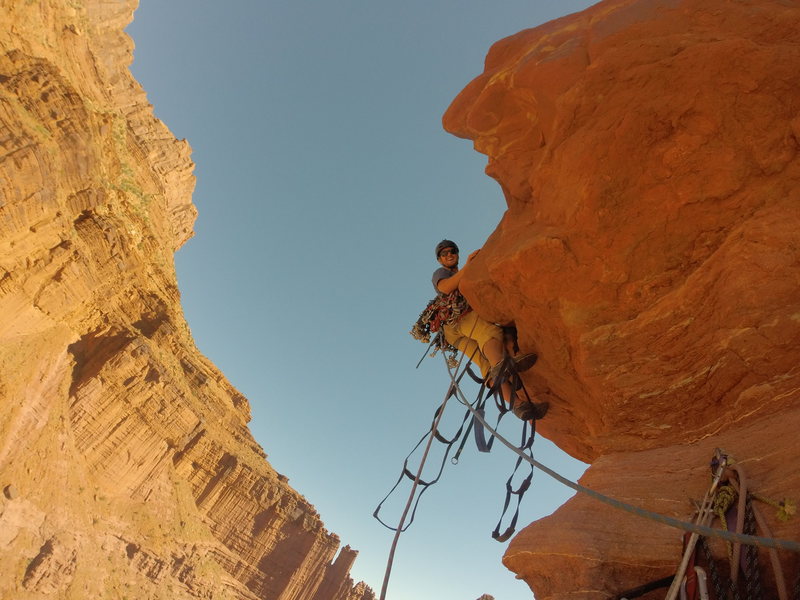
[372,359,538,540]
[374,352,800,600]
[374,349,540,600]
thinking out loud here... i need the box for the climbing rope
[700,536,736,600]
[664,450,729,600]
[743,496,764,599]
[794,567,800,600]
[379,345,800,600]
[372,376,474,533]
[375,367,461,600]
[377,318,544,598]
[377,313,488,600]
[620,461,797,599]
[441,359,800,553]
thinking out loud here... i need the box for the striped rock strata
[444,0,800,597]
[0,1,372,599]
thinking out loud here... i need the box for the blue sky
[127,2,595,599]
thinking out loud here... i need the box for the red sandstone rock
[0,2,372,599]
[444,0,800,597]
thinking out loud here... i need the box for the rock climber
[429,239,548,421]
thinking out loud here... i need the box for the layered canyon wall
[444,0,800,597]
[0,1,372,599]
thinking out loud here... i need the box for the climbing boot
[513,352,538,373]
[485,352,539,391]
[487,353,538,383]
[486,361,505,385]
[512,400,549,421]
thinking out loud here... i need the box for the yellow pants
[442,311,503,378]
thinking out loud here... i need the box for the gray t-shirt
[432,267,454,294]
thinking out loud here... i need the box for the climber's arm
[436,249,480,294]
[436,270,463,294]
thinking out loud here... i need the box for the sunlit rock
[444,0,800,597]
[0,2,372,599]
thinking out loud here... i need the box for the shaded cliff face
[444,0,800,597]
[0,2,372,600]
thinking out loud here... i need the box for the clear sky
[127,2,595,599]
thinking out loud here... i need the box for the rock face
[444,0,800,597]
[0,2,373,599]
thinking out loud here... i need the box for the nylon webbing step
[374,355,539,538]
